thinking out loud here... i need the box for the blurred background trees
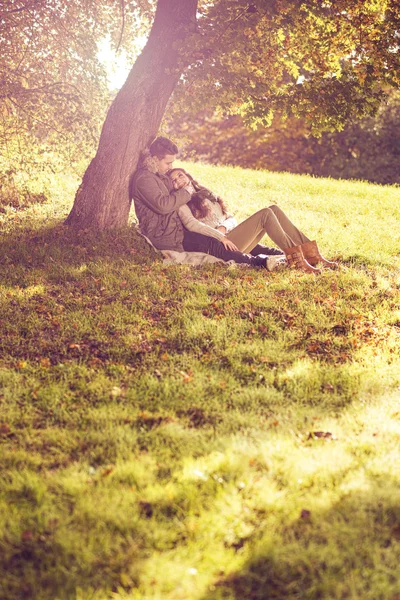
[168,90,400,185]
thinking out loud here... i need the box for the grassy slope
[1,163,400,600]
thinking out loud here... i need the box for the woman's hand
[220,237,239,252]
[216,226,227,234]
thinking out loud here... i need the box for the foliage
[172,0,400,132]
[1,163,400,599]
[169,91,400,185]
[0,0,153,186]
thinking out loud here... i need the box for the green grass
[1,163,400,600]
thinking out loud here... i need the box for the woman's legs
[182,231,267,266]
[250,244,284,257]
[226,205,310,252]
[268,205,310,246]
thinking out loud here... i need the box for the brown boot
[301,240,338,269]
[284,245,321,274]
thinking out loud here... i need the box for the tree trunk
[65,0,198,230]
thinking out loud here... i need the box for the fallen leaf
[300,509,311,521]
[179,370,193,383]
[88,358,103,367]
[102,467,114,477]
[307,431,336,440]
[0,423,11,435]
[322,384,335,392]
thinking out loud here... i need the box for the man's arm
[135,172,191,215]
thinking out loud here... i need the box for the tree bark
[65,0,198,230]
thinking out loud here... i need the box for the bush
[0,171,49,211]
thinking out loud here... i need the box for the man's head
[149,137,179,175]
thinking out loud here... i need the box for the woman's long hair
[168,168,228,219]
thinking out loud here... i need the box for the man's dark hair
[149,136,178,159]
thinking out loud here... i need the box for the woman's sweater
[178,199,237,241]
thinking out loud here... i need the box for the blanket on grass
[135,227,235,267]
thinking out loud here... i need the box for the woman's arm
[178,205,225,241]
[218,215,238,233]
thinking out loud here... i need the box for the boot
[301,240,338,269]
[284,245,321,274]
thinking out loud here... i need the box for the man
[130,137,191,252]
[131,136,281,268]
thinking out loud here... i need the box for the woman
[131,139,283,271]
[169,168,337,273]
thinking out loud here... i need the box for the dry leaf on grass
[300,509,311,521]
[307,431,337,440]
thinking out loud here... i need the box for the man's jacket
[131,152,190,251]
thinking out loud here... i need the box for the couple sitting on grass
[131,136,337,273]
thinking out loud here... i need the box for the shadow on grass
[199,485,400,600]
[0,526,141,600]
[1,455,399,600]
[341,254,400,270]
[0,223,157,279]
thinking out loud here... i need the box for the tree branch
[0,0,39,16]
[116,0,125,53]
[7,97,68,137]
[1,81,83,100]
